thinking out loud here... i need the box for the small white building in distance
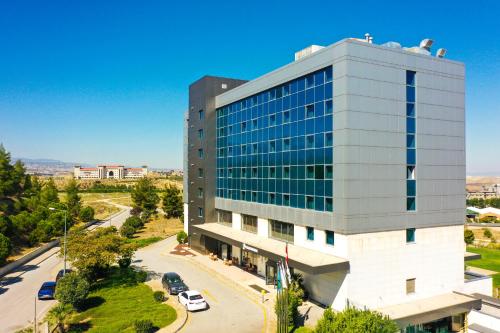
[74,165,148,179]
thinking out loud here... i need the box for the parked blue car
[37,281,56,300]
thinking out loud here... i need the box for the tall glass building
[216,67,333,211]
[184,36,490,332]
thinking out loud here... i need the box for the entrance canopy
[192,223,349,274]
[378,292,481,327]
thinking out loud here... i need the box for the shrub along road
[0,208,130,333]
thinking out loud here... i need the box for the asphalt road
[0,208,130,333]
[134,237,265,333]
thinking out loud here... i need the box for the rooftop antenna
[365,33,371,42]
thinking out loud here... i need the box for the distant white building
[74,165,148,179]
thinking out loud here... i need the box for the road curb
[173,306,189,333]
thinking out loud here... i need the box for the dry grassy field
[466,176,500,192]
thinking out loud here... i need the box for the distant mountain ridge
[13,157,91,168]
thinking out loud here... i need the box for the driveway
[134,237,265,333]
[0,208,130,333]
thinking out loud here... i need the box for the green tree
[78,206,95,222]
[46,303,73,333]
[65,226,135,279]
[120,223,136,238]
[0,215,12,236]
[0,233,12,265]
[314,305,398,333]
[162,185,183,219]
[483,228,493,239]
[176,230,188,244]
[40,178,59,206]
[464,229,475,245]
[55,272,90,309]
[0,144,16,199]
[131,178,159,217]
[65,179,81,217]
[125,216,143,229]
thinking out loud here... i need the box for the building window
[325,166,333,179]
[269,193,276,204]
[283,194,290,206]
[306,227,314,241]
[326,230,334,245]
[198,168,204,178]
[252,143,258,153]
[325,100,333,114]
[325,198,333,212]
[199,110,204,120]
[406,228,416,243]
[406,70,417,211]
[252,167,258,178]
[283,111,290,123]
[270,141,276,152]
[406,278,416,294]
[283,166,290,178]
[242,214,257,234]
[198,129,204,140]
[198,149,204,159]
[198,188,203,198]
[198,207,203,218]
[270,220,294,243]
[306,196,314,209]
[306,166,314,179]
[325,132,333,146]
[306,104,315,118]
[270,115,276,126]
[242,168,247,178]
[306,135,314,148]
[216,209,232,227]
[283,138,290,151]
[270,167,276,178]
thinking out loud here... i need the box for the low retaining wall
[0,215,117,278]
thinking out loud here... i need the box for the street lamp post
[49,207,67,274]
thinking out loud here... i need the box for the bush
[153,290,165,302]
[0,233,12,265]
[120,223,136,238]
[483,228,493,239]
[125,216,143,229]
[55,272,90,309]
[177,230,188,244]
[135,270,148,283]
[134,319,153,333]
[315,305,398,333]
[79,206,95,222]
[464,229,475,245]
[130,207,142,216]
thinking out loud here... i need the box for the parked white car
[178,290,208,311]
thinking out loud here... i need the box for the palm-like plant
[46,304,72,333]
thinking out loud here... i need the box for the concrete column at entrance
[232,212,242,230]
[257,218,269,238]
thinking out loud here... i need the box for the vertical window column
[406,71,416,211]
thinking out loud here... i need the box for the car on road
[37,281,56,300]
[56,269,73,282]
[178,290,208,311]
[162,272,188,295]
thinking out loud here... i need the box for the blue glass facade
[216,66,333,212]
[406,71,416,211]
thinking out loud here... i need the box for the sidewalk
[164,242,278,332]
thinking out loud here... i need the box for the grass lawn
[67,268,176,332]
[292,327,314,333]
[126,237,164,249]
[135,214,183,240]
[466,246,500,288]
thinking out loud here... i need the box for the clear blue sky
[0,0,499,173]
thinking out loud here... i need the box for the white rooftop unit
[294,45,324,61]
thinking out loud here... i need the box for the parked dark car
[37,281,56,300]
[56,269,73,282]
[162,272,188,295]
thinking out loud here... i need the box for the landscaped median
[61,267,177,332]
